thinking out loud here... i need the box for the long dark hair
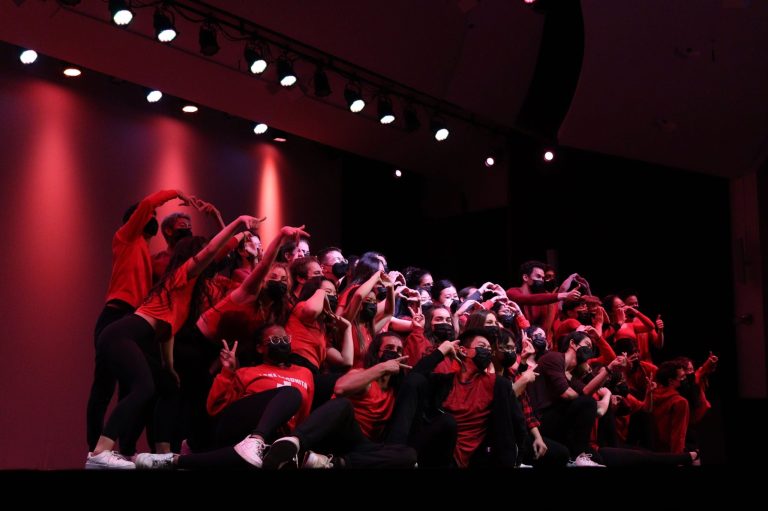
[146,236,216,326]
[255,262,292,326]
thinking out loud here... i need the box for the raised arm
[341,270,382,321]
[334,356,407,397]
[117,189,187,242]
[236,225,309,297]
[187,215,265,278]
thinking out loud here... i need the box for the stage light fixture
[430,117,449,141]
[485,156,495,167]
[182,104,198,113]
[543,150,555,162]
[253,123,268,135]
[378,96,395,124]
[394,169,402,178]
[271,129,288,142]
[19,49,38,64]
[244,43,268,74]
[109,0,133,26]
[146,90,163,103]
[277,58,297,87]
[344,83,365,113]
[313,66,332,97]
[199,23,220,56]
[154,9,177,43]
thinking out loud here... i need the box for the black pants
[171,324,219,451]
[86,301,133,451]
[538,395,597,458]
[96,314,158,449]
[520,435,570,467]
[176,387,302,470]
[293,397,417,469]
[288,353,343,411]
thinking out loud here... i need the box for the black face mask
[625,308,637,319]
[543,279,558,292]
[577,312,594,326]
[332,262,349,279]
[171,228,192,244]
[265,280,288,301]
[531,335,548,355]
[501,350,517,369]
[472,347,493,370]
[529,280,547,294]
[432,323,455,342]
[143,217,159,237]
[614,381,630,398]
[518,362,529,374]
[576,345,594,364]
[267,343,291,364]
[449,300,459,314]
[379,350,401,363]
[360,302,377,321]
[326,295,339,312]
[498,314,516,329]
[375,286,388,302]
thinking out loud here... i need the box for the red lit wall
[0,68,341,468]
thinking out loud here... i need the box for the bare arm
[236,225,309,298]
[187,215,265,278]
[341,271,381,321]
[334,357,407,397]
[326,314,354,368]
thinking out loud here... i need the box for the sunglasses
[266,335,291,345]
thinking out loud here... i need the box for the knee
[278,386,303,408]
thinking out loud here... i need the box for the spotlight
[253,123,268,135]
[430,117,449,141]
[394,169,402,178]
[243,43,267,75]
[182,104,198,113]
[484,157,495,168]
[378,96,395,124]
[313,66,332,97]
[403,105,420,132]
[543,150,555,162]
[63,66,82,77]
[271,129,288,143]
[109,0,133,26]
[199,23,219,56]
[344,83,365,113]
[154,9,177,43]
[277,58,296,87]
[523,0,537,4]
[146,90,163,103]
[19,49,38,64]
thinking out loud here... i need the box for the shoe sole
[262,440,299,470]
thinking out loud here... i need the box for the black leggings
[176,386,302,470]
[86,302,134,451]
[96,314,158,449]
[293,398,417,469]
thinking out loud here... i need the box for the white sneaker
[135,452,175,470]
[568,453,605,467]
[85,450,136,470]
[302,451,334,469]
[233,435,267,468]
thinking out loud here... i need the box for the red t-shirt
[403,326,431,366]
[442,372,496,468]
[346,378,395,441]
[197,292,269,343]
[285,302,328,369]
[136,258,198,335]
[207,363,314,431]
[506,286,559,329]
[105,189,178,308]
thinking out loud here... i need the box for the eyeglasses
[266,335,291,345]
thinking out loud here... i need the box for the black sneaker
[262,436,300,470]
